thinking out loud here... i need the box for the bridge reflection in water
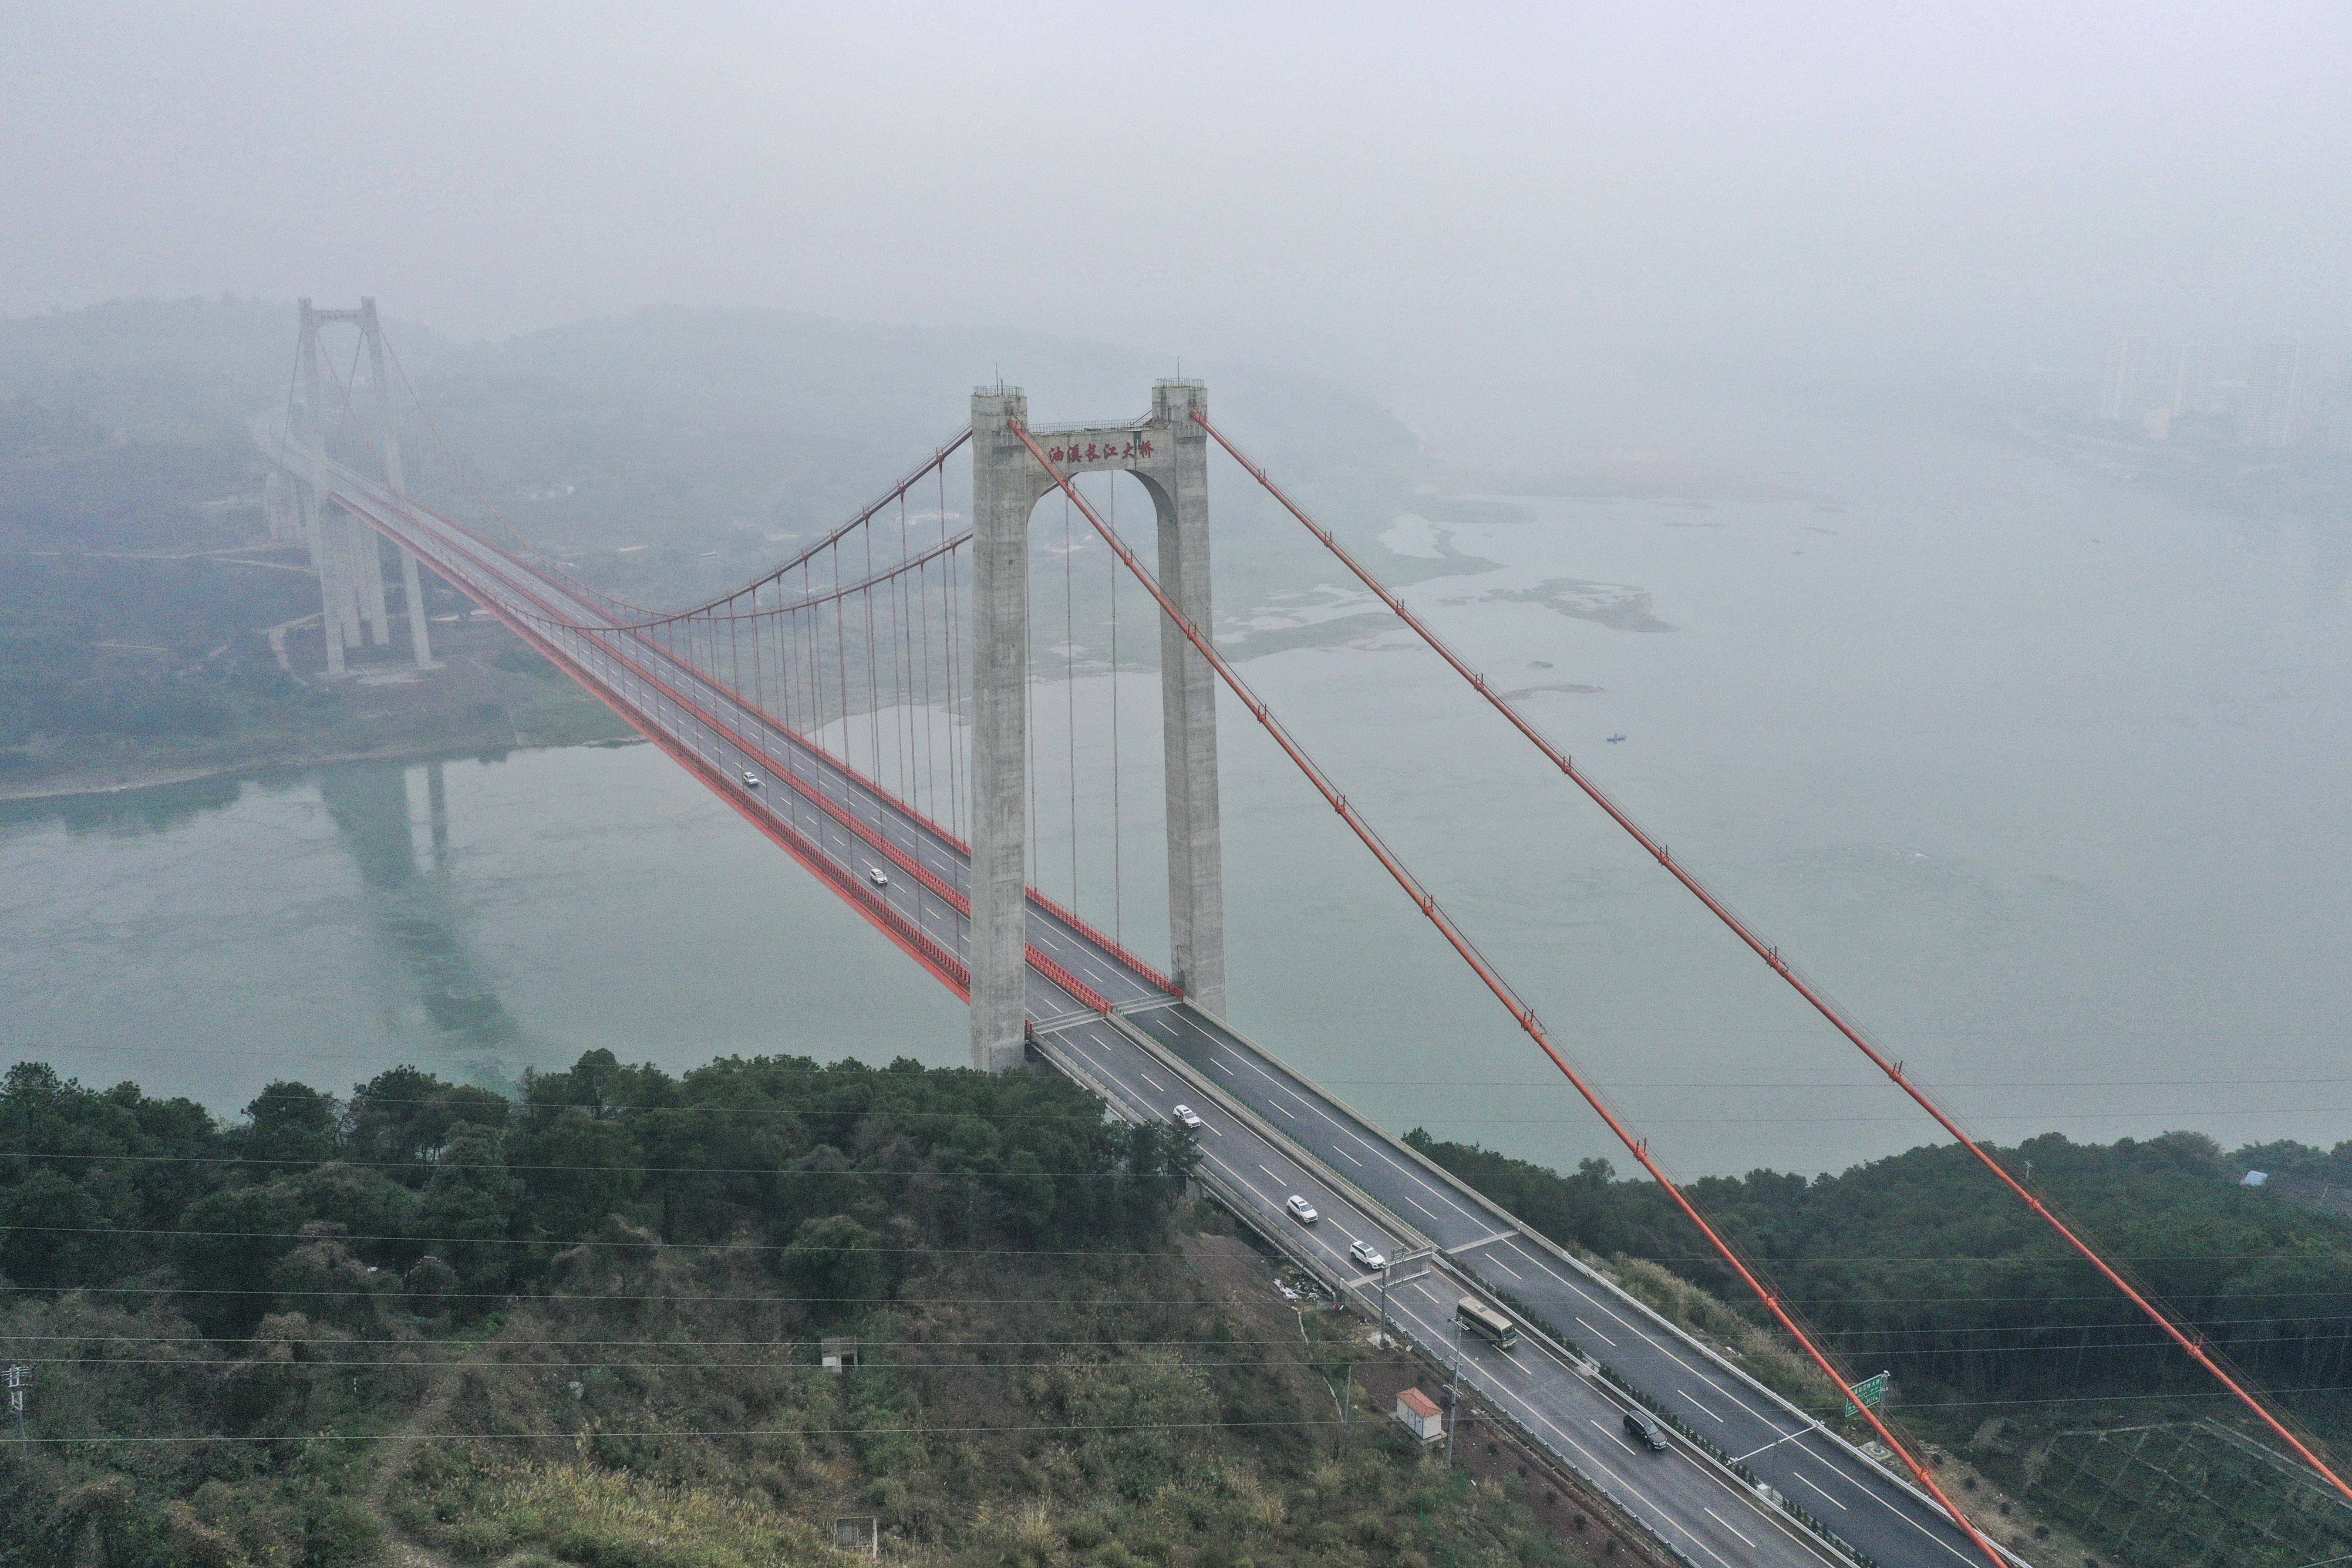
[316,758,522,1052]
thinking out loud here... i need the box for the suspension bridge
[260,301,2351,1568]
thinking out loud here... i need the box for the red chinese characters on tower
[1041,435,1158,466]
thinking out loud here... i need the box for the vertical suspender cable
[1008,419,2010,1568]
[1189,411,2352,1504]
[895,565,912,803]
[863,524,882,788]
[1108,474,1122,950]
[1064,487,1080,912]
[919,555,936,826]
[942,467,964,843]
[832,546,850,763]
[897,492,913,805]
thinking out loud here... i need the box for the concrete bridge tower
[290,300,433,673]
[967,382,1228,1071]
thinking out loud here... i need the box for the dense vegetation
[0,1052,1199,1333]
[0,557,326,752]
[1406,1127,2352,1435]
[0,1056,1587,1568]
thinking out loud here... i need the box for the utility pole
[1443,1333,1461,1467]
[7,1364,30,1443]
[1378,1261,1392,1348]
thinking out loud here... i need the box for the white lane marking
[1181,1025,1483,1225]
[1812,1454,1985,1563]
[1213,1060,1236,1075]
[1574,1316,1617,1348]
[1731,1429,1807,1464]
[1679,1391,1724,1422]
[1256,1164,1282,1182]
[1700,1508,1756,1550]
[1483,1254,1522,1281]
[1272,1101,1297,1119]
[1331,1145,1365,1166]
[1590,1419,1641,1456]
[1395,1190,1445,1222]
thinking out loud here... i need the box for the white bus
[1455,1297,1518,1349]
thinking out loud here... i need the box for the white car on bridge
[1285,1194,1318,1224]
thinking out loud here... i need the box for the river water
[5,403,2348,1178]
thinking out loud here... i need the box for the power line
[0,1334,1419,1350]
[4,1416,1357,1447]
[0,1149,1189,1179]
[18,1280,2352,1307]
[0,1224,1193,1257]
[0,1354,1417,1372]
[0,1224,2335,1271]
[1,1284,1324,1307]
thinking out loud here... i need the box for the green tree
[782,1214,880,1322]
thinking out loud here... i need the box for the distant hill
[0,298,1425,569]
[0,298,1437,793]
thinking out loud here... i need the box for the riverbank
[0,730,645,807]
[0,619,637,806]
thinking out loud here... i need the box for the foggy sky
[5,2,2348,446]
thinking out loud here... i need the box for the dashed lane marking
[1701,1509,1756,1551]
[1590,1419,1641,1457]
[1679,1391,1725,1422]
[1794,1472,1847,1511]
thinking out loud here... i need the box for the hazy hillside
[0,299,1427,571]
[0,298,1440,794]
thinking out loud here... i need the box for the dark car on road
[1623,1410,1668,1452]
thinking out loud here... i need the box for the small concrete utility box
[833,1517,878,1558]
[822,1337,859,1375]
[1395,1386,1444,1445]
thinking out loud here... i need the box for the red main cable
[1190,410,2352,1506]
[1007,421,2010,1568]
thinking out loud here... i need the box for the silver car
[1171,1104,1203,1129]
[1349,1240,1387,1270]
[740,771,762,789]
[1285,1194,1318,1224]
[867,867,890,888]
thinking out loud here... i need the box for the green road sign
[1844,1371,1890,1419]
